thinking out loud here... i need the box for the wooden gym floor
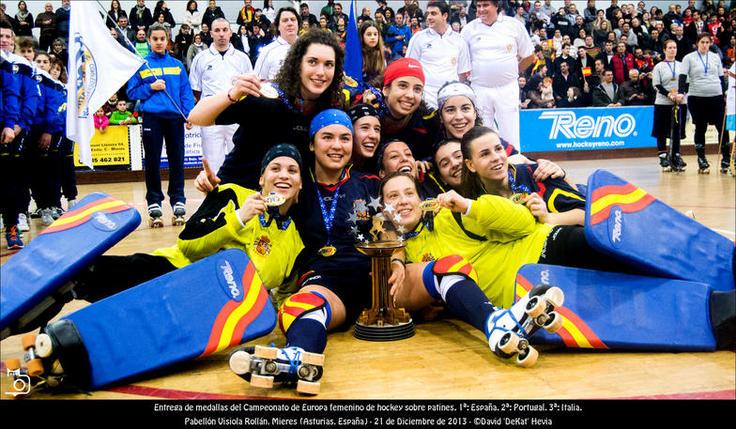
[1,155,734,400]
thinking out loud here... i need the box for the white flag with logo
[66,0,144,169]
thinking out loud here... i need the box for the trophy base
[353,320,415,342]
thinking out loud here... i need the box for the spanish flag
[582,66,592,77]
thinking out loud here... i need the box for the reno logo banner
[520,106,656,152]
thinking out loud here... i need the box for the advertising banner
[520,106,657,152]
[74,125,131,170]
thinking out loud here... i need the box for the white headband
[437,82,477,109]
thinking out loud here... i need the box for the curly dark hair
[273,29,345,110]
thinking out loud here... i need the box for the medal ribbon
[315,183,342,246]
[697,52,709,76]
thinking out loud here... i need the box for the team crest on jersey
[12,64,19,74]
[254,235,272,256]
[353,199,370,221]
[421,253,436,263]
[450,56,457,66]
[73,33,98,119]
[506,44,513,53]
[35,74,43,82]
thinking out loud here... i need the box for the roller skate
[670,153,687,172]
[148,204,164,228]
[697,156,710,174]
[721,159,731,175]
[3,333,66,398]
[658,153,671,172]
[229,345,324,395]
[171,202,186,226]
[486,284,564,367]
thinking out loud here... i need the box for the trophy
[350,198,415,341]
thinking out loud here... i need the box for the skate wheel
[525,296,546,318]
[296,379,321,395]
[250,374,274,389]
[21,334,37,351]
[662,166,671,172]
[498,332,520,355]
[543,312,563,334]
[229,351,252,375]
[544,287,564,309]
[34,334,53,358]
[254,345,278,360]
[26,358,44,377]
[5,358,22,371]
[301,352,325,367]
[516,346,539,368]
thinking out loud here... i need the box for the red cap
[383,58,426,87]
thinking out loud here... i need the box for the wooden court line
[104,385,293,400]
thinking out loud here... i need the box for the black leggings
[538,225,642,275]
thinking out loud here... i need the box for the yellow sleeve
[464,194,538,239]
[176,185,256,262]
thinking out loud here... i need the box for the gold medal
[264,192,286,207]
[511,193,529,204]
[319,245,337,257]
[419,199,440,212]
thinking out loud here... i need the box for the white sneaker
[17,213,30,232]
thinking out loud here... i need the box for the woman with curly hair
[189,29,345,190]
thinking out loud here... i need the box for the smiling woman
[188,29,344,191]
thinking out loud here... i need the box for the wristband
[227,88,239,103]
[391,258,406,267]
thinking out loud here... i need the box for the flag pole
[92,0,189,122]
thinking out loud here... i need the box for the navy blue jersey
[290,166,380,275]
[36,71,67,134]
[215,88,315,190]
[510,164,586,213]
[5,54,40,131]
[382,106,441,162]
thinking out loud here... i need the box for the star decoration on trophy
[346,198,404,244]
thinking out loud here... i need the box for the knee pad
[422,255,479,300]
[278,291,332,335]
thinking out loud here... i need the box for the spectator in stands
[331,3,349,32]
[153,1,176,29]
[186,32,206,71]
[552,7,572,37]
[558,86,584,107]
[236,0,255,28]
[592,69,622,106]
[321,0,337,20]
[612,41,635,84]
[130,0,154,33]
[318,14,331,33]
[14,1,33,37]
[55,0,70,44]
[686,10,706,44]
[50,38,68,67]
[248,20,272,66]
[117,15,136,44]
[385,12,411,61]
[109,99,138,125]
[94,107,110,133]
[155,12,173,38]
[553,61,581,102]
[183,1,202,34]
[672,24,691,61]
[173,23,193,61]
[299,2,318,28]
[398,0,424,27]
[634,47,654,73]
[360,21,387,85]
[519,76,531,109]
[107,0,127,29]
[202,0,225,29]
[618,68,649,105]
[540,77,556,106]
[133,29,150,58]
[198,22,212,45]
[230,24,249,55]
[554,43,577,75]
[35,2,56,52]
[263,0,277,23]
